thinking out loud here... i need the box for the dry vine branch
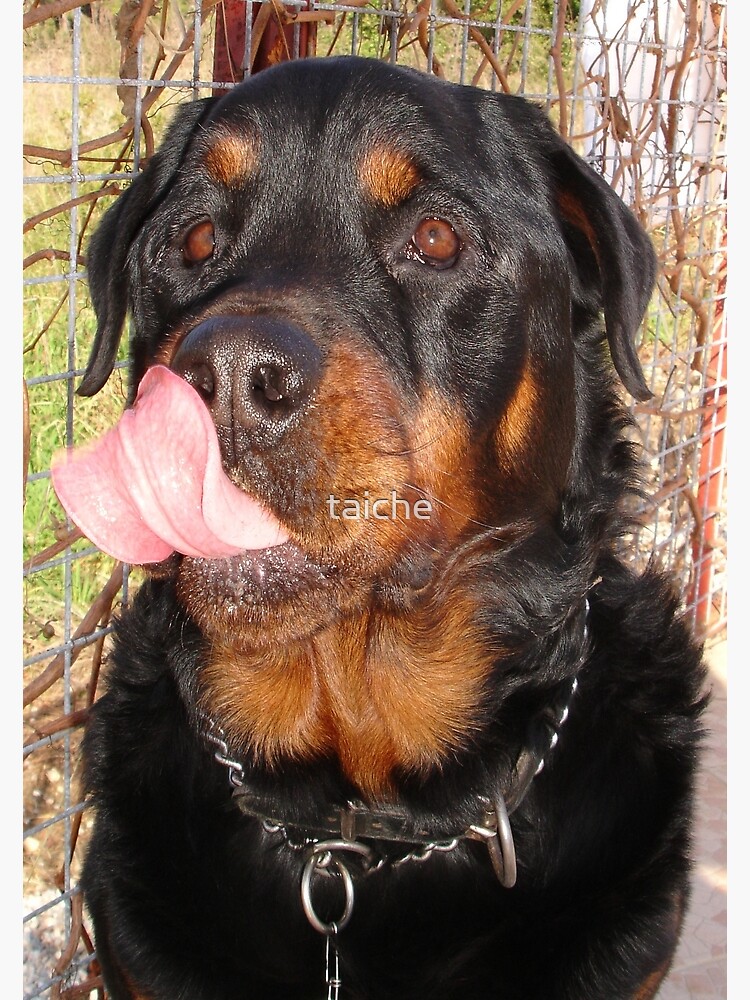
[24,3,211,172]
[550,0,570,137]
[439,0,512,93]
[23,0,104,30]
[24,527,85,574]
[23,290,69,355]
[23,563,124,708]
[23,249,79,270]
[469,0,527,88]
[23,186,122,235]
[665,0,700,251]
[51,892,86,1000]
[415,0,444,77]
[115,0,159,118]
[23,379,30,505]
[58,976,105,1000]
[31,708,91,741]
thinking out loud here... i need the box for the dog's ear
[78,97,218,397]
[546,138,657,402]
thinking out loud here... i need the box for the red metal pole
[213,0,317,83]
[691,232,727,635]
[213,0,248,83]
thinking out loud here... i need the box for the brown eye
[183,220,215,265]
[411,218,460,267]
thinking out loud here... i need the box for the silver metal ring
[466,794,518,888]
[301,854,356,935]
[489,793,517,888]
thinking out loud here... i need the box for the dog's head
[80,55,655,676]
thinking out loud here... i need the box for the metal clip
[324,927,342,1000]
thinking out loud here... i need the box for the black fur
[78,57,706,999]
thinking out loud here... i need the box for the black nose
[170,315,322,454]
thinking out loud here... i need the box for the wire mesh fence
[22,1,727,996]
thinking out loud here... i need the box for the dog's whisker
[399,481,505,533]
[367,429,452,459]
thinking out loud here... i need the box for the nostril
[249,362,306,419]
[181,361,216,403]
[252,364,285,404]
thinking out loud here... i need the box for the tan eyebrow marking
[359,145,423,208]
[204,131,259,188]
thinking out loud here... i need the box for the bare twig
[550,0,569,137]
[59,976,105,1000]
[470,0,526,87]
[439,0,512,93]
[23,185,122,235]
[664,0,700,250]
[415,0,443,76]
[23,289,70,355]
[23,527,85,574]
[23,379,31,508]
[23,563,124,708]
[51,892,85,1000]
[24,7,207,172]
[23,0,103,30]
[23,248,79,270]
[30,707,91,740]
[115,0,158,118]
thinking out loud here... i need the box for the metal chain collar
[200,677,577,1000]
[199,670,580,885]
[199,598,589,972]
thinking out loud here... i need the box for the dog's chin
[167,540,368,646]
[183,541,336,601]
[144,527,440,646]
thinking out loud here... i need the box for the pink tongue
[51,365,289,564]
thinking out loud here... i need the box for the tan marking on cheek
[204,132,259,188]
[359,145,422,208]
[410,389,477,534]
[494,365,539,466]
[304,338,414,553]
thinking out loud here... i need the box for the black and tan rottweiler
[74,56,706,1000]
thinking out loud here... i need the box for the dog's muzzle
[171,314,323,454]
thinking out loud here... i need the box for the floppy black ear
[78,97,218,397]
[547,140,657,402]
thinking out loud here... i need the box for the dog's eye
[410,218,461,268]
[183,220,215,265]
